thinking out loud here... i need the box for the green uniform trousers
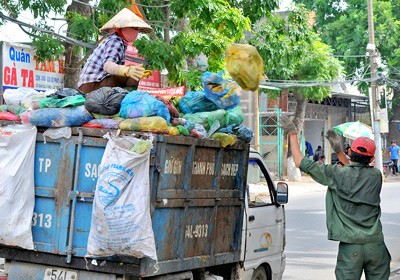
[335,241,391,280]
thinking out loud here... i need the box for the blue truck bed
[0,127,249,277]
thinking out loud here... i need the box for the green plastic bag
[40,95,85,108]
[0,104,27,116]
[130,140,152,154]
[226,106,244,126]
[184,109,227,130]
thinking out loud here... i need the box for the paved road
[280,175,400,280]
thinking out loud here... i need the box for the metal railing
[259,108,283,180]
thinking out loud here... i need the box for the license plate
[43,267,78,280]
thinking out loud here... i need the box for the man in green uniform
[280,115,391,280]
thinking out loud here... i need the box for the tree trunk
[163,0,171,43]
[63,44,82,89]
[63,0,93,89]
[136,0,157,40]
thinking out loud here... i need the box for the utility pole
[367,0,383,172]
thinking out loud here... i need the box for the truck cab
[240,149,288,280]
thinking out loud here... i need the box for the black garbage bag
[51,88,83,98]
[84,87,128,116]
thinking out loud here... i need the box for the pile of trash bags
[0,71,254,147]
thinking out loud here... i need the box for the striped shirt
[77,33,127,87]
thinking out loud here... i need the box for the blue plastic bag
[218,124,254,143]
[202,71,240,110]
[23,105,94,127]
[236,125,254,143]
[119,91,171,123]
[178,91,219,114]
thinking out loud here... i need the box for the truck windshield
[247,159,273,207]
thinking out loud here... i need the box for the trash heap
[0,71,254,147]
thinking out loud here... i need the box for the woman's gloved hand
[120,65,145,81]
[104,61,145,81]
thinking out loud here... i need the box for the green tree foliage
[135,0,251,89]
[294,0,400,74]
[0,0,260,88]
[0,0,68,62]
[293,0,400,142]
[1,1,341,104]
[249,6,342,132]
[227,0,280,23]
[0,0,66,20]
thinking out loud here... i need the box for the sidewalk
[384,173,400,183]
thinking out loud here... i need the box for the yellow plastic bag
[210,132,238,147]
[225,44,264,91]
[168,126,180,136]
[120,116,168,133]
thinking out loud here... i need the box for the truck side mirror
[276,182,288,204]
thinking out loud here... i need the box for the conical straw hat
[100,8,153,34]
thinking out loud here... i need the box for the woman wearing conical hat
[77,8,153,94]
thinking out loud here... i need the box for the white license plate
[43,267,78,280]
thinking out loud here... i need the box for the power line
[264,68,386,85]
[264,72,381,84]
[72,0,170,12]
[385,80,400,92]
[70,0,180,32]
[0,12,96,49]
[332,54,369,58]
[386,64,400,76]
[260,76,383,89]
[311,53,369,58]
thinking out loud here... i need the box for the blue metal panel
[152,208,183,260]
[34,141,62,187]
[182,206,214,258]
[76,137,106,192]
[72,136,107,257]
[33,135,76,255]
[158,142,189,192]
[72,202,93,256]
[142,135,248,276]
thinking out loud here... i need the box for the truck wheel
[251,266,268,280]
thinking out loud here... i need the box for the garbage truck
[0,125,288,280]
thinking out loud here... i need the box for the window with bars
[260,114,278,136]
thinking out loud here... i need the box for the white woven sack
[87,133,157,260]
[0,124,37,249]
